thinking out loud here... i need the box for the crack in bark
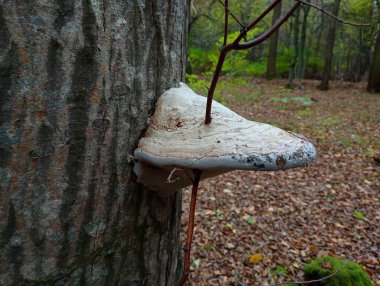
[58,0,99,274]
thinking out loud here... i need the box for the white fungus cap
[134,83,317,195]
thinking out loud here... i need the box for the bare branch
[235,1,301,50]
[272,260,349,286]
[223,0,228,47]
[205,0,372,123]
[205,0,284,124]
[296,0,371,26]
[217,0,245,28]
[229,0,282,47]
[177,170,202,286]
[189,0,218,29]
[204,49,227,124]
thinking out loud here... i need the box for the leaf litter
[181,79,380,286]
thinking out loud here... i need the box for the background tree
[287,8,300,87]
[318,0,341,90]
[297,2,311,79]
[0,1,188,285]
[188,0,377,84]
[189,0,218,31]
[367,1,380,93]
[367,26,380,93]
[266,1,282,79]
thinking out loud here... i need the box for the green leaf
[201,243,216,252]
[353,210,366,221]
[246,216,256,224]
[215,209,223,218]
[271,265,288,276]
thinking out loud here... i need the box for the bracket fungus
[133,83,317,196]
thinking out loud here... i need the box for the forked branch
[205,0,301,124]
[223,0,229,46]
[296,0,371,27]
[204,0,371,124]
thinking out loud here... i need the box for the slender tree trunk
[360,39,372,82]
[315,18,324,64]
[318,0,341,90]
[266,1,282,80]
[367,28,380,93]
[287,8,300,88]
[304,33,313,78]
[0,1,188,285]
[297,4,310,79]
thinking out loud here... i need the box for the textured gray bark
[0,1,188,285]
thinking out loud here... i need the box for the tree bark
[318,0,341,90]
[266,1,282,80]
[0,1,188,285]
[367,28,380,93]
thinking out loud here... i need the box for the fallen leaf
[353,210,366,221]
[226,242,235,249]
[321,262,332,270]
[309,243,318,253]
[246,216,256,224]
[193,258,201,268]
[249,253,263,264]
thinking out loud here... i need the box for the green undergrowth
[186,74,261,105]
[271,96,313,106]
[188,46,323,78]
[304,256,373,286]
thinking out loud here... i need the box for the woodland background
[182,0,380,285]
[187,0,379,86]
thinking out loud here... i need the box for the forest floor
[181,78,380,286]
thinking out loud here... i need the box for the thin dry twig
[223,0,228,47]
[217,0,245,28]
[272,260,350,285]
[166,168,182,183]
[177,170,202,286]
[232,0,282,46]
[235,1,300,50]
[167,167,197,185]
[296,0,371,26]
[191,0,197,14]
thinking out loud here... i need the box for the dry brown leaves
[180,80,380,286]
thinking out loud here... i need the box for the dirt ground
[181,79,380,286]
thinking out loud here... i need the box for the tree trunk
[318,0,341,90]
[297,4,310,79]
[287,8,300,88]
[0,1,188,285]
[367,28,380,93]
[266,1,282,80]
